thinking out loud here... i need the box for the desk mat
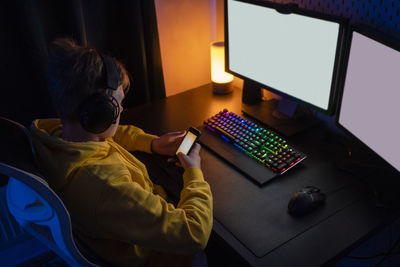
[198,126,278,186]
[200,148,360,258]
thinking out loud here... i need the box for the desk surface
[121,84,399,267]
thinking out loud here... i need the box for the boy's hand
[176,143,201,170]
[151,131,186,156]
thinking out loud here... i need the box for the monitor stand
[241,80,320,137]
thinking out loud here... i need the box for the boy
[31,38,213,266]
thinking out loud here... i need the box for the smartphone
[176,127,201,155]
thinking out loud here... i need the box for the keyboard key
[277,163,287,172]
[248,142,257,148]
[286,158,295,165]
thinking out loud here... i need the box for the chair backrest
[0,117,40,180]
[0,117,99,267]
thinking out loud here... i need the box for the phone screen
[176,131,198,155]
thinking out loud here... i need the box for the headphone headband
[98,53,119,91]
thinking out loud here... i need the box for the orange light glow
[210,41,234,84]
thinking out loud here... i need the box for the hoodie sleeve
[112,125,157,153]
[94,167,213,254]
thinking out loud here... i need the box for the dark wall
[267,0,400,39]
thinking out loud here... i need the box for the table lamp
[211,41,234,94]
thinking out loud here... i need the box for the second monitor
[337,27,400,174]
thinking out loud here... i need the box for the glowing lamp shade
[211,41,233,94]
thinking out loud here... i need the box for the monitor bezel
[335,25,400,174]
[224,0,348,115]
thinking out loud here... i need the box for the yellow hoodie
[30,119,213,267]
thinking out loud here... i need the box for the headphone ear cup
[79,93,117,134]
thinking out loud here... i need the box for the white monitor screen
[227,0,340,110]
[338,31,400,172]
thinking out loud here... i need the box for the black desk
[121,84,399,267]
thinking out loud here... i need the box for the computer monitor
[337,27,400,173]
[225,0,347,136]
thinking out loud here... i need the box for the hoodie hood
[31,119,111,192]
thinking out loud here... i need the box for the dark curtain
[0,0,165,127]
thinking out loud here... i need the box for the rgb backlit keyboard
[203,109,306,174]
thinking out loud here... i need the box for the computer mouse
[288,186,326,216]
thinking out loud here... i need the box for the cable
[375,231,400,267]
[343,229,400,264]
[345,251,400,260]
[390,224,393,267]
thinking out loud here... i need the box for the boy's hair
[47,38,130,122]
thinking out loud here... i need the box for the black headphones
[79,53,120,134]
